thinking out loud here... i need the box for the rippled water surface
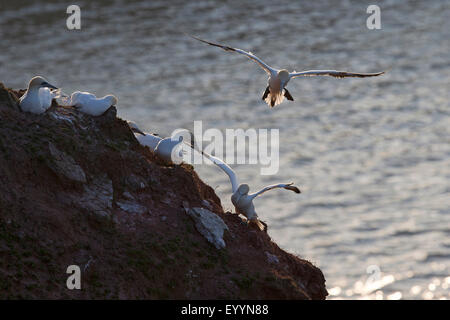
[1,0,449,299]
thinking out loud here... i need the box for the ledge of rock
[184,206,229,250]
[0,82,327,299]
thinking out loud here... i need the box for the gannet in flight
[58,91,117,116]
[196,148,300,231]
[189,35,385,107]
[128,121,188,164]
[19,76,59,114]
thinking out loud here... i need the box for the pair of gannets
[128,121,298,231]
[19,76,117,116]
[189,35,385,107]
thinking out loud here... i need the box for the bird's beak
[41,82,58,89]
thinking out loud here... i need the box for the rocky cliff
[0,82,327,299]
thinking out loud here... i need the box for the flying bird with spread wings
[188,34,384,108]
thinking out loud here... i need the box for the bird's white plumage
[154,136,186,164]
[231,48,277,76]
[19,76,59,114]
[188,34,277,76]
[135,133,162,150]
[198,148,239,193]
[38,88,58,110]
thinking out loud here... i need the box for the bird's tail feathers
[264,91,284,108]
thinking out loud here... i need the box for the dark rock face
[0,83,327,299]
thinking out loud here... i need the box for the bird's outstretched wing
[289,70,384,79]
[250,182,301,199]
[207,154,239,194]
[188,34,277,75]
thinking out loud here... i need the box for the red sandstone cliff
[0,83,327,299]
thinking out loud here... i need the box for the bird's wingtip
[186,33,206,43]
[285,183,301,194]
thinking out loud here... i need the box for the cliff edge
[0,82,327,299]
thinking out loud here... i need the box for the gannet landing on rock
[19,76,59,114]
[59,91,118,116]
[189,35,384,108]
[231,183,300,231]
[197,148,300,231]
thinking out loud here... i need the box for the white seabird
[19,76,59,114]
[197,148,300,231]
[59,91,117,116]
[128,121,189,164]
[154,135,187,164]
[189,35,385,108]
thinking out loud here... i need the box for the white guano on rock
[185,207,229,249]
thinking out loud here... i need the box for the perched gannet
[128,121,188,164]
[197,148,300,231]
[59,91,117,116]
[19,76,59,114]
[154,135,187,164]
[189,35,385,107]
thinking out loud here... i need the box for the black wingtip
[284,88,294,101]
[187,33,235,52]
[285,185,301,193]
